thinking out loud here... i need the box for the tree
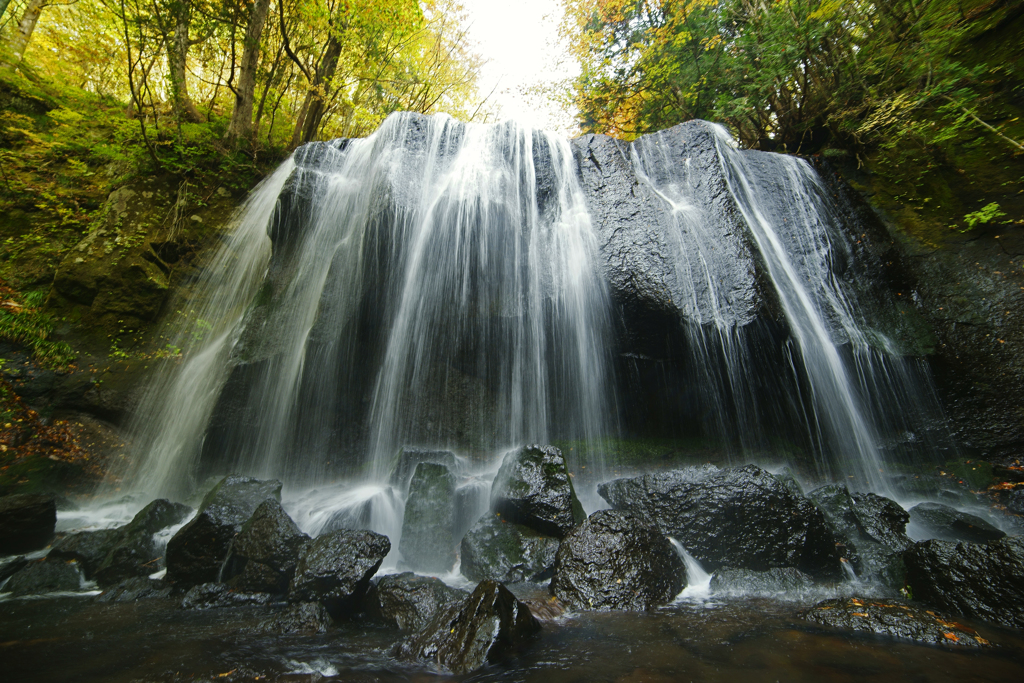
[1,0,46,71]
[225,0,272,144]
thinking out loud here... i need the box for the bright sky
[458,0,578,135]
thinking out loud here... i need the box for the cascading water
[110,113,957,577]
[629,123,950,492]
[118,113,616,503]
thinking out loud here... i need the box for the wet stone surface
[802,598,993,647]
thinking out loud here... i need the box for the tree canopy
[562,0,1023,157]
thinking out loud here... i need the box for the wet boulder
[599,464,840,577]
[222,499,309,593]
[808,485,908,587]
[903,537,1024,629]
[802,598,992,647]
[397,580,540,674]
[709,567,814,595]
[180,582,275,609]
[850,491,913,552]
[251,602,332,635]
[0,494,57,554]
[399,462,457,573]
[490,445,585,538]
[1006,488,1024,516]
[908,503,1006,543]
[94,499,193,586]
[49,528,123,578]
[551,509,685,611]
[97,576,174,603]
[0,555,29,584]
[4,557,81,595]
[288,528,390,618]
[166,476,282,586]
[372,572,469,632]
[460,512,559,584]
[389,448,458,492]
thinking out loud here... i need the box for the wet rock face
[709,567,814,595]
[373,572,469,632]
[399,462,457,573]
[222,499,309,594]
[0,494,56,554]
[571,123,762,333]
[808,485,909,587]
[166,476,282,586]
[397,580,540,675]
[50,528,123,578]
[460,513,559,584]
[903,537,1024,629]
[802,598,992,647]
[251,602,332,635]
[4,557,81,595]
[288,528,390,618]
[389,448,458,492]
[180,582,275,610]
[94,499,193,586]
[599,464,840,577]
[490,445,585,538]
[551,509,685,611]
[96,576,174,603]
[908,503,1006,543]
[850,492,912,552]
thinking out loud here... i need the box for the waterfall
[115,113,950,510]
[119,113,615,498]
[629,122,949,491]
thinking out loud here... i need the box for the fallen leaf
[852,612,869,617]
[943,632,959,642]
[217,670,236,678]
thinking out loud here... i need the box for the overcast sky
[458,0,578,135]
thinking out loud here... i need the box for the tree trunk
[225,0,272,145]
[295,35,343,145]
[167,0,203,123]
[1,0,45,70]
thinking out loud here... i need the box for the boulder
[850,491,913,552]
[0,556,29,584]
[802,597,992,647]
[4,558,81,595]
[460,513,559,584]
[165,476,282,586]
[399,462,457,573]
[909,502,1006,543]
[288,528,390,618]
[0,494,57,554]
[96,576,175,602]
[250,602,332,635]
[397,580,540,674]
[709,567,814,595]
[49,528,123,578]
[490,445,585,538]
[180,582,275,610]
[94,499,193,586]
[372,572,469,632]
[807,485,908,587]
[903,537,1024,629]
[1007,488,1024,515]
[551,509,685,611]
[389,448,458,492]
[222,499,309,593]
[599,464,840,577]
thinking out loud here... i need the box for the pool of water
[2,590,1022,682]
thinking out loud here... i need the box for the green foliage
[562,0,1024,156]
[0,296,76,368]
[962,202,1007,231]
